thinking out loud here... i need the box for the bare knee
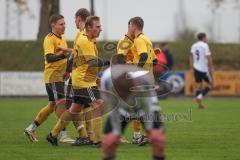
[149,129,166,153]
[103,134,120,148]
[48,102,56,111]
[91,99,105,117]
[56,98,66,106]
[69,103,83,114]
[195,83,202,90]
[102,134,120,157]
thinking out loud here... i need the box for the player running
[189,32,214,109]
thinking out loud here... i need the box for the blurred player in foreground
[100,65,166,160]
[117,23,147,144]
[116,16,157,145]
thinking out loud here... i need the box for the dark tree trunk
[49,0,59,15]
[37,0,59,40]
[90,0,95,16]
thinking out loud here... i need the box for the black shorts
[102,92,164,135]
[45,82,65,101]
[72,86,100,108]
[104,110,164,135]
[194,68,212,83]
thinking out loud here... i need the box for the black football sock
[202,86,212,96]
[152,155,165,160]
[103,155,116,160]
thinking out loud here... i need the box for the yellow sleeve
[79,38,97,61]
[43,37,55,55]
[134,38,147,55]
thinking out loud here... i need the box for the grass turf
[0,98,239,160]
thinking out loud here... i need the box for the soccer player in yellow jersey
[115,17,156,78]
[24,14,74,143]
[46,16,109,147]
[129,17,157,146]
[117,31,144,144]
[63,8,90,108]
[117,25,149,144]
[66,8,92,139]
[57,8,93,145]
[114,17,158,146]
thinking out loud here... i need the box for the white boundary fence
[1,71,239,97]
[0,72,46,96]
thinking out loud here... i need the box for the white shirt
[100,66,159,116]
[190,41,211,72]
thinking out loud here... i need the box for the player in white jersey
[189,33,214,109]
[100,65,165,160]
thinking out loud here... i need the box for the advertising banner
[185,71,240,96]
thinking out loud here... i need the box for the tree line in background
[173,0,240,42]
[32,0,240,41]
[37,0,95,40]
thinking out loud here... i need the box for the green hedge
[0,41,239,71]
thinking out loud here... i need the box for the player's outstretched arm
[207,55,214,72]
[56,46,73,53]
[62,53,74,81]
[65,53,74,73]
[137,52,148,67]
[111,54,126,65]
[189,53,194,73]
[88,58,110,67]
[45,53,68,63]
[207,55,215,83]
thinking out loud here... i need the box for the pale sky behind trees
[0,0,239,43]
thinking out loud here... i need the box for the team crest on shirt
[118,40,133,50]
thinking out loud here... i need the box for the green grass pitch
[0,98,239,160]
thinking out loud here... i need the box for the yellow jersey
[43,32,68,83]
[132,33,156,70]
[72,34,99,89]
[72,29,85,70]
[117,35,134,62]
